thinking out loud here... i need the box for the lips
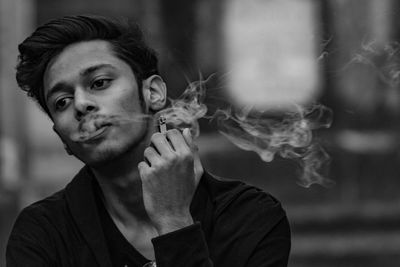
[81,124,110,142]
[75,122,112,143]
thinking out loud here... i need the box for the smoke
[213,104,333,187]
[72,113,150,142]
[155,75,334,187]
[350,40,400,86]
[155,77,209,138]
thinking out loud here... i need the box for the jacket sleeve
[244,216,291,267]
[151,222,214,267]
[6,207,55,267]
[151,216,290,267]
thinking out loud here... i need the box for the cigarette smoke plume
[155,76,334,187]
[350,40,400,86]
[72,113,150,142]
[213,104,333,187]
[155,77,209,138]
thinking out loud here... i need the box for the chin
[75,138,141,167]
[71,125,149,167]
[77,148,120,167]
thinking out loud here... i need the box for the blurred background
[1,0,400,266]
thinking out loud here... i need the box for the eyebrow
[46,63,117,102]
[79,63,116,77]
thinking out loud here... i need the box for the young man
[6,15,291,266]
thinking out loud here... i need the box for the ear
[142,75,167,113]
[52,125,73,155]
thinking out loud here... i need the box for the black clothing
[93,181,151,267]
[6,166,291,266]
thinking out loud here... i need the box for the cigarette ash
[158,115,167,133]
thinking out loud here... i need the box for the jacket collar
[190,171,214,242]
[65,166,112,267]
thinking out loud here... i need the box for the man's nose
[74,89,97,120]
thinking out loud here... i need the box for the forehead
[43,40,129,92]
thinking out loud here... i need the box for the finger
[143,146,162,167]
[150,132,174,156]
[138,161,150,175]
[166,129,190,153]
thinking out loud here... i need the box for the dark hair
[16,15,159,116]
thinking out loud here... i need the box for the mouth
[79,124,111,143]
[73,117,113,143]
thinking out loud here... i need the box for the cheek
[118,87,144,113]
[53,114,76,139]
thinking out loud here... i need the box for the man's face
[43,40,150,165]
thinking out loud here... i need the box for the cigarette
[158,115,167,133]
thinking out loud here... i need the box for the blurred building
[1,0,400,266]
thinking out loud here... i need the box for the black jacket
[6,166,291,266]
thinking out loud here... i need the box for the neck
[91,130,153,225]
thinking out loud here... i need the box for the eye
[54,97,72,111]
[91,78,112,90]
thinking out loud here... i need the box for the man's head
[16,15,159,116]
[16,15,167,165]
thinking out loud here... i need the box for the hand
[138,128,196,235]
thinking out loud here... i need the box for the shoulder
[199,172,290,265]
[11,188,68,235]
[28,188,67,211]
[6,189,68,262]
[14,166,93,228]
[202,172,285,216]
[202,171,288,234]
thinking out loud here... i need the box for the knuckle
[164,153,177,164]
[162,161,172,170]
[164,152,175,162]
[179,150,192,161]
[151,161,161,169]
